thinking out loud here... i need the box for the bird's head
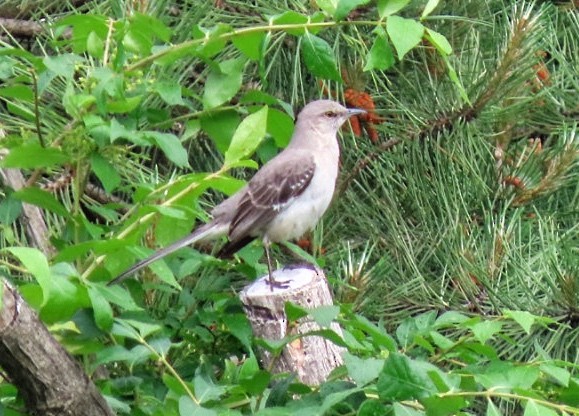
[296,99,366,134]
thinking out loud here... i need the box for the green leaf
[90,153,121,193]
[377,0,410,18]
[202,57,245,109]
[386,16,424,60]
[223,313,253,350]
[267,108,294,148]
[284,302,308,322]
[0,143,68,168]
[179,396,217,416]
[377,353,442,401]
[43,54,83,79]
[13,187,69,217]
[7,248,84,322]
[192,23,232,58]
[86,31,104,59]
[301,33,342,82]
[425,28,452,55]
[309,305,340,327]
[0,85,33,101]
[143,131,190,168]
[153,81,185,106]
[224,106,268,165]
[335,0,371,21]
[270,11,309,35]
[194,373,227,403]
[106,95,143,113]
[475,362,540,393]
[232,31,265,60]
[87,285,114,331]
[539,363,570,387]
[504,310,536,335]
[6,247,51,303]
[0,193,22,225]
[392,402,424,416]
[486,399,503,416]
[315,0,338,17]
[200,110,241,154]
[469,320,502,344]
[343,352,384,386]
[422,0,441,18]
[523,401,558,416]
[364,30,395,71]
[421,395,467,416]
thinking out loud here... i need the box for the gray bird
[108,100,365,286]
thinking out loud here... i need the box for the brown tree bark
[239,266,345,385]
[0,280,114,416]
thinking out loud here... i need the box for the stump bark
[239,266,345,385]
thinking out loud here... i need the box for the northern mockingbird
[109,100,365,286]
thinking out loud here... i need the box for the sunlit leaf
[387,15,424,60]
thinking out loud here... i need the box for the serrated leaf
[1,143,68,168]
[377,0,410,18]
[143,131,190,168]
[301,33,341,82]
[224,106,268,165]
[13,187,69,217]
[387,15,424,60]
[90,153,121,193]
[364,31,395,71]
[202,57,245,109]
[335,0,371,21]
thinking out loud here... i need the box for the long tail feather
[108,222,226,286]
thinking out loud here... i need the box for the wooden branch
[0,18,44,37]
[0,280,114,416]
[239,266,345,385]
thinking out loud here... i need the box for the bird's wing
[228,152,316,242]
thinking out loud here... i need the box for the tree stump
[239,266,345,385]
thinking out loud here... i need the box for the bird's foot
[267,276,290,290]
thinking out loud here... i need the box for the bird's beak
[346,108,367,117]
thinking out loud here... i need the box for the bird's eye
[324,111,338,118]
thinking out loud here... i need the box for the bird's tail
[107,222,227,286]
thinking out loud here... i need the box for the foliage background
[0,0,577,415]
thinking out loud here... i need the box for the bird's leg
[264,240,288,290]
